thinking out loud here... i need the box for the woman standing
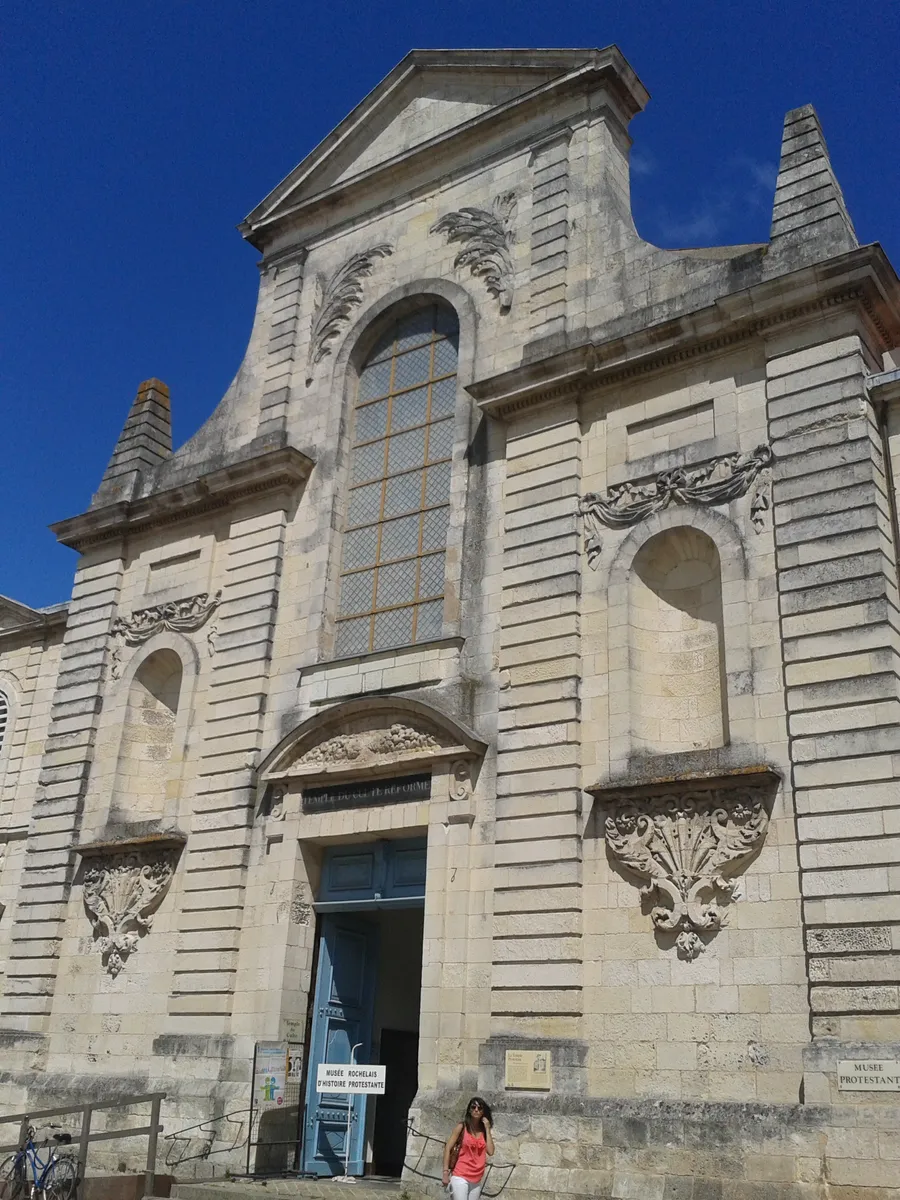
[442,1097,495,1199]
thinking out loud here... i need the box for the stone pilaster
[492,400,582,1039]
[1,551,124,1027]
[766,324,900,1040]
[257,253,306,439]
[528,132,571,339]
[169,506,287,1026]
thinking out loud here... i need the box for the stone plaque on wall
[302,773,430,814]
[838,1060,900,1090]
[505,1049,552,1091]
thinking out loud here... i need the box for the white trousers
[449,1175,483,1200]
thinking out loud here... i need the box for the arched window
[628,527,728,754]
[335,304,459,656]
[114,649,183,821]
[0,690,8,756]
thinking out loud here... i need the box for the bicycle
[0,1122,80,1200]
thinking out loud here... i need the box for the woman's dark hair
[463,1096,493,1133]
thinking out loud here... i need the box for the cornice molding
[868,367,900,410]
[51,446,314,552]
[0,599,68,647]
[469,246,900,421]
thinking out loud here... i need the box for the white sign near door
[316,1063,386,1093]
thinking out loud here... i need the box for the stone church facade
[3,45,900,1198]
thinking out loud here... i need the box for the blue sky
[3,0,899,607]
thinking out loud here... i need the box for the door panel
[303,916,376,1176]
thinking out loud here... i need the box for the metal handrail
[0,1092,166,1198]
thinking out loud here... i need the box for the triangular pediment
[243,49,646,241]
[0,594,63,636]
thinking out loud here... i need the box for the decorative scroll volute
[81,844,181,976]
[601,774,776,959]
[430,192,517,311]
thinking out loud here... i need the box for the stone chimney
[768,104,858,266]
[92,378,172,507]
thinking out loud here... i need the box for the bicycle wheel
[43,1156,79,1200]
[0,1154,26,1200]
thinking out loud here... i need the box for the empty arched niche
[114,648,183,821]
[628,526,728,754]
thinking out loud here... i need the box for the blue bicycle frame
[11,1128,71,1195]
[20,1139,53,1192]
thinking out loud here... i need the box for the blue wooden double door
[302,838,426,1177]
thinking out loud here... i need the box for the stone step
[170,1178,433,1200]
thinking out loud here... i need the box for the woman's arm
[442,1123,463,1184]
[483,1118,495,1156]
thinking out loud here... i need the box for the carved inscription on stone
[113,592,221,646]
[430,192,517,311]
[602,780,773,960]
[82,847,179,976]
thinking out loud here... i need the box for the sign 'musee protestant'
[837,1059,900,1091]
[316,1063,387,1094]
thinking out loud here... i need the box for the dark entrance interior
[369,907,424,1175]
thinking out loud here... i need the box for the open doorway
[369,907,423,1175]
[302,838,426,1178]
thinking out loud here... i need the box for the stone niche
[589,765,780,960]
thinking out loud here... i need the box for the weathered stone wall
[1,46,899,1199]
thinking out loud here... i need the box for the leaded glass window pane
[337,303,459,654]
[355,399,389,442]
[358,359,392,401]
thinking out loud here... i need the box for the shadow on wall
[629,526,728,754]
[111,649,183,824]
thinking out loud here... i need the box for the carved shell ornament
[82,848,178,976]
[604,785,771,960]
[430,192,517,311]
[579,444,773,567]
[305,244,394,384]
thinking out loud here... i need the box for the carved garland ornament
[82,848,179,976]
[604,785,771,960]
[112,591,221,647]
[305,244,394,384]
[430,192,517,311]
[299,723,440,766]
[580,444,773,567]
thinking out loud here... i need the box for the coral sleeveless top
[454,1126,487,1183]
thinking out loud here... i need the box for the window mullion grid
[410,335,440,643]
[368,344,399,653]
